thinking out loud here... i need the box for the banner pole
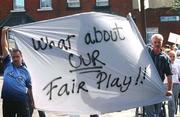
[126,13,166,95]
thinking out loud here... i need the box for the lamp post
[140,0,147,41]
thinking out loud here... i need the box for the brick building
[132,0,180,44]
[0,0,132,27]
[146,8,180,45]
[1,0,179,43]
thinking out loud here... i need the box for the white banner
[10,12,166,114]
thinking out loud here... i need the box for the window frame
[146,27,159,44]
[96,0,109,7]
[11,0,25,12]
[38,0,53,11]
[67,0,80,8]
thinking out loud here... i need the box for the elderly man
[145,34,173,117]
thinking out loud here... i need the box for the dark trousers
[2,99,30,117]
[38,110,46,117]
[90,114,99,117]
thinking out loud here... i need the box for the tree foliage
[172,0,180,9]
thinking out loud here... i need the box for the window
[40,0,52,9]
[13,0,25,11]
[8,32,17,49]
[96,0,109,7]
[146,27,158,44]
[67,0,80,8]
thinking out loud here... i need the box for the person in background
[176,44,180,50]
[170,44,178,51]
[145,33,173,117]
[1,27,34,117]
[163,44,171,54]
[165,50,180,116]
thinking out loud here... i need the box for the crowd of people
[143,34,180,117]
[1,26,180,117]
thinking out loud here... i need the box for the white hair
[151,33,164,42]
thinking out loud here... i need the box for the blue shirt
[1,55,32,102]
[177,46,180,50]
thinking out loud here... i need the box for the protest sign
[10,12,166,114]
[168,32,180,44]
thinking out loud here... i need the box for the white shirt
[164,61,180,84]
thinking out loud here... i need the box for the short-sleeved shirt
[1,55,32,102]
[169,62,180,83]
[148,46,173,81]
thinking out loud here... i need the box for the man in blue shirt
[1,27,34,117]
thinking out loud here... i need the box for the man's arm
[1,27,10,58]
[166,75,172,96]
[28,88,35,108]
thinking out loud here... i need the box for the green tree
[172,0,180,12]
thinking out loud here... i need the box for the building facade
[0,0,132,27]
[0,0,179,44]
[132,0,180,44]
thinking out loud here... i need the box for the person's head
[11,49,23,67]
[168,50,176,63]
[170,44,177,51]
[151,34,164,53]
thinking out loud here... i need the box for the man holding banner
[145,34,173,117]
[1,27,34,117]
[1,12,174,115]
